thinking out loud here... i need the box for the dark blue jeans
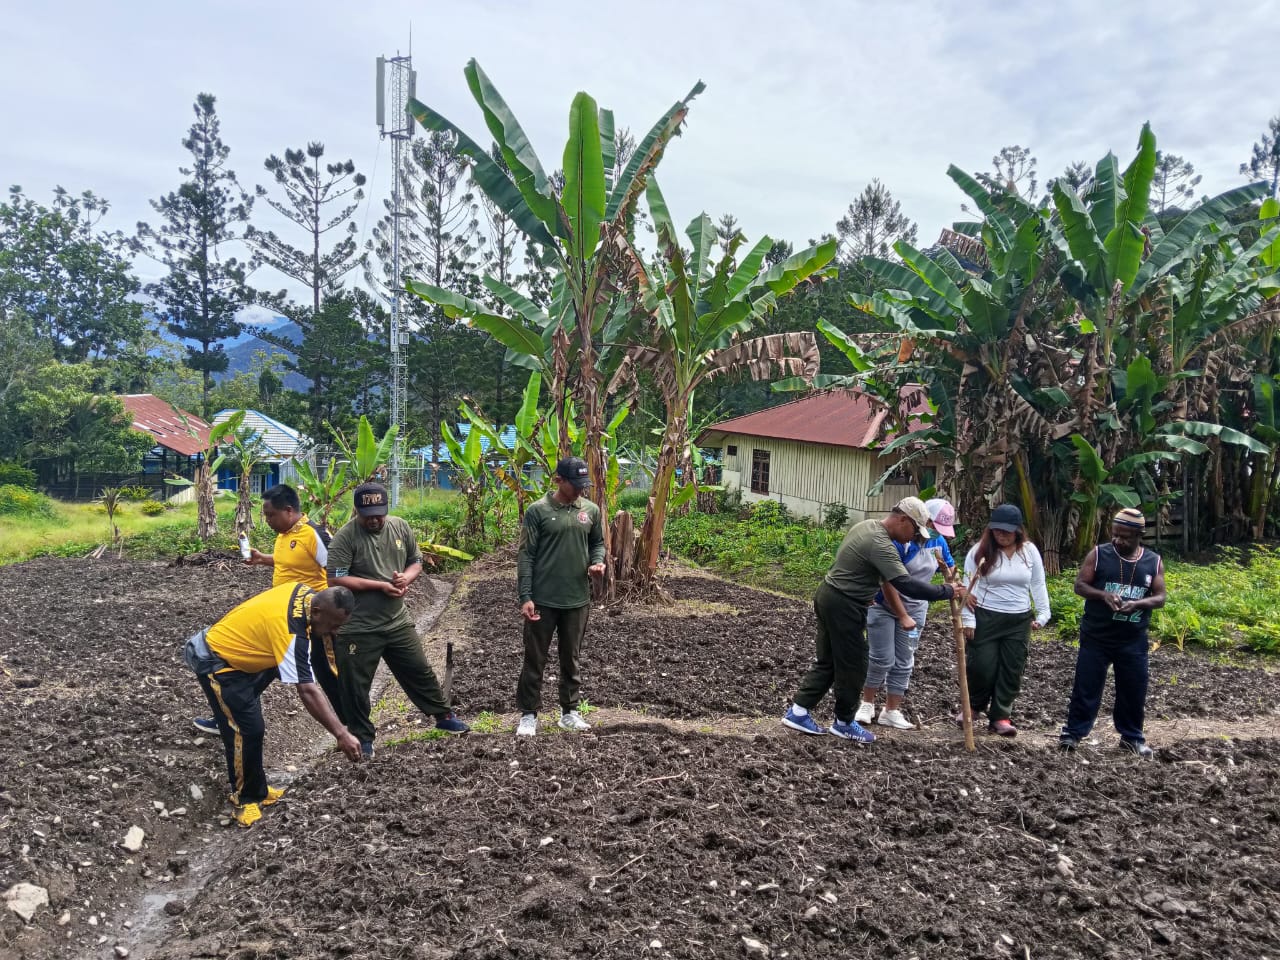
[1062,631,1149,743]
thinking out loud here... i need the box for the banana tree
[291,416,398,531]
[218,416,270,537]
[440,419,487,540]
[165,410,245,542]
[405,59,704,599]
[608,180,834,588]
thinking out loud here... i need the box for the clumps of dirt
[0,557,271,959]
[449,565,1280,730]
[449,573,814,718]
[152,730,1280,960]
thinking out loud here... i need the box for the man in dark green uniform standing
[327,482,469,756]
[515,457,606,736]
[782,497,965,743]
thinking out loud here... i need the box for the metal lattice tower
[376,53,416,506]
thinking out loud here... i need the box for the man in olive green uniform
[327,483,469,756]
[515,457,606,736]
[782,497,965,743]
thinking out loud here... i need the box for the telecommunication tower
[375,53,416,506]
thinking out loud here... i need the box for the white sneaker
[877,708,914,730]
[854,701,876,724]
[516,713,538,737]
[558,710,591,732]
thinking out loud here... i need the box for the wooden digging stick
[947,571,976,752]
[444,641,454,703]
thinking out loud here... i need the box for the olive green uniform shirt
[517,493,606,608]
[823,519,911,603]
[326,515,422,634]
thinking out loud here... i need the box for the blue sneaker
[192,717,219,736]
[435,712,470,734]
[829,719,876,743]
[781,707,826,735]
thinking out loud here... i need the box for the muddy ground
[2,556,1279,960]
[153,731,1280,960]
[447,570,1280,731]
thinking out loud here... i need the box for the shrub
[747,499,793,529]
[0,484,57,519]
[0,463,37,490]
[141,500,166,516]
[822,502,850,531]
[118,485,155,502]
[616,488,651,512]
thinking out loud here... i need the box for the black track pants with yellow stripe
[198,667,276,805]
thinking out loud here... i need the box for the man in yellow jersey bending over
[183,583,362,827]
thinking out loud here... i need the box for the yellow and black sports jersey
[272,514,330,592]
[205,583,316,682]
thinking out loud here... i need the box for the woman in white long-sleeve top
[960,504,1050,736]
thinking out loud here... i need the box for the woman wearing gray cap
[960,504,1050,736]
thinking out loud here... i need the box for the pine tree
[247,142,367,314]
[978,145,1038,197]
[835,179,918,264]
[246,141,368,421]
[139,93,253,417]
[1151,152,1202,215]
[1240,114,1280,196]
[715,213,742,258]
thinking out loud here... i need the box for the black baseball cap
[353,482,389,517]
[555,457,592,489]
[987,503,1023,532]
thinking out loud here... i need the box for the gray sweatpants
[865,600,927,696]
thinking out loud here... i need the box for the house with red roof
[696,386,942,523]
[119,394,211,496]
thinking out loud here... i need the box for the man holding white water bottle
[856,498,958,729]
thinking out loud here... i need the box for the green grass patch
[385,728,448,746]
[0,495,241,565]
[468,710,507,734]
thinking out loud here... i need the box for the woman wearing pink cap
[856,498,958,728]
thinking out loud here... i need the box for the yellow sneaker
[234,803,263,828]
[263,786,286,807]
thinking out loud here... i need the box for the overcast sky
[3,0,1277,312]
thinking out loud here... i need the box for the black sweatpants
[793,582,870,724]
[198,667,277,806]
[310,632,348,726]
[517,603,589,714]
[335,621,449,744]
[1062,630,1149,743]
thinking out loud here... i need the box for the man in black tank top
[1059,508,1166,758]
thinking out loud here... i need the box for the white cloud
[1,0,1274,306]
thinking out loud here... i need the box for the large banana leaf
[1051,182,1107,290]
[862,255,957,322]
[752,238,837,299]
[1105,124,1157,291]
[481,276,551,330]
[462,60,563,238]
[686,213,718,298]
[895,241,965,314]
[1071,434,1107,484]
[406,96,555,249]
[1089,152,1122,238]
[1133,182,1270,289]
[562,92,606,264]
[605,81,705,223]
[515,371,542,438]
[947,166,1016,250]
[725,236,773,301]
[1260,198,1280,268]
[405,280,545,359]
[1162,420,1269,453]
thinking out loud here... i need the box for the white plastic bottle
[238,533,251,560]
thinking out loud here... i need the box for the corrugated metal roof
[410,424,518,463]
[212,409,306,460]
[697,387,930,450]
[119,394,211,457]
